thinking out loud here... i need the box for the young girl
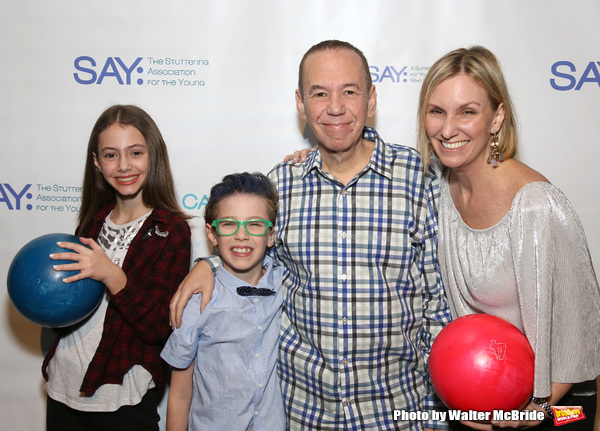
[43,104,191,431]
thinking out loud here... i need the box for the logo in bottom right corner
[552,406,586,426]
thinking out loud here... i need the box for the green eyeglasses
[212,219,272,236]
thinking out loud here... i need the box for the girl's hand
[50,237,127,295]
[284,147,315,163]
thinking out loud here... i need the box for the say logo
[370,65,429,84]
[74,56,144,85]
[550,61,600,91]
[370,65,408,83]
[0,183,33,210]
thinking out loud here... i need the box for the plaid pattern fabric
[43,204,191,394]
[269,127,451,430]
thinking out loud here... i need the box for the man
[170,40,451,430]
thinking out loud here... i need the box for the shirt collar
[301,126,393,181]
[215,255,276,296]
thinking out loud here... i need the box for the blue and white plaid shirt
[268,127,451,430]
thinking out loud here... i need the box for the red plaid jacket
[42,204,191,395]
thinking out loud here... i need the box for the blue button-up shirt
[269,127,451,430]
[161,256,285,431]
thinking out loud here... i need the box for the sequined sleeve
[512,182,600,396]
[438,172,600,398]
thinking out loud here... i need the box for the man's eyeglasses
[212,219,272,236]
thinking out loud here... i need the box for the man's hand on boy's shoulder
[170,259,216,329]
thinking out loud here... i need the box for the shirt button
[341,231,347,239]
[255,411,259,416]
[255,353,260,358]
[343,359,348,366]
[342,317,348,324]
[258,383,263,388]
[341,274,347,282]
[343,399,351,406]
[258,325,263,330]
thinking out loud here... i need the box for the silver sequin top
[438,168,600,397]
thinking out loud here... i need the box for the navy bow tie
[237,286,276,297]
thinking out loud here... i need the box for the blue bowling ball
[7,233,105,327]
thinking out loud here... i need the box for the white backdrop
[1,1,599,429]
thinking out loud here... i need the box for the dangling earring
[487,131,503,168]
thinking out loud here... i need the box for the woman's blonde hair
[417,46,518,171]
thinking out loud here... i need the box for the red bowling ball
[429,314,534,413]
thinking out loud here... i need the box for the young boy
[161,172,285,431]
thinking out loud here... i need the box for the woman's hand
[457,383,570,429]
[458,400,549,429]
[50,237,126,295]
[488,400,545,429]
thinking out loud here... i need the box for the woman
[417,46,600,430]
